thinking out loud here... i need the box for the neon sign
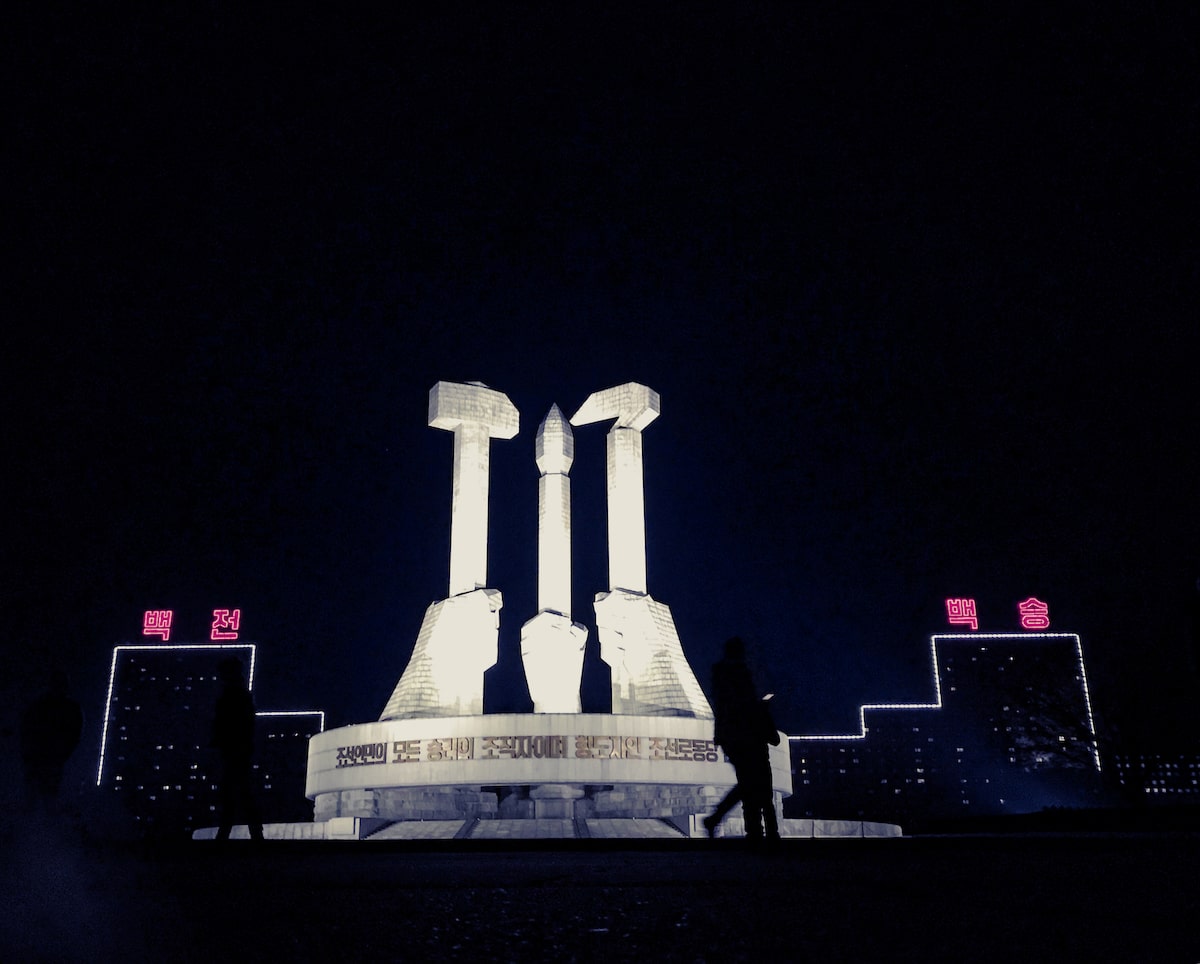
[211,608,241,640]
[944,596,1053,631]
[142,610,173,641]
[139,608,246,642]
[1018,597,1050,630]
[944,598,978,631]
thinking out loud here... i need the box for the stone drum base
[313,782,759,825]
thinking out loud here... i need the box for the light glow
[379,589,502,719]
[945,598,978,631]
[257,709,325,732]
[428,381,520,597]
[142,610,173,640]
[96,643,257,786]
[210,608,241,640]
[1017,597,1051,630]
[790,633,1102,771]
[535,404,574,617]
[522,405,588,714]
[570,382,660,595]
[520,611,587,713]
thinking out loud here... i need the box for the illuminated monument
[306,380,791,832]
[379,381,518,720]
[519,404,588,714]
[571,384,711,717]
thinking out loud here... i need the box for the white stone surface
[568,383,711,719]
[593,589,713,718]
[520,611,587,713]
[570,382,660,594]
[192,816,391,840]
[428,381,519,596]
[379,588,502,719]
[688,817,903,838]
[520,405,588,712]
[534,404,574,617]
[307,713,790,799]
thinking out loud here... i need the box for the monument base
[312,782,751,826]
[192,814,904,840]
[306,712,791,828]
[314,786,499,822]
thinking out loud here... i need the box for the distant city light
[96,643,257,786]
[257,709,326,732]
[791,633,1102,771]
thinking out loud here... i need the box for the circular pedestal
[307,713,791,823]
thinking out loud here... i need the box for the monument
[379,381,518,720]
[520,404,588,714]
[305,380,791,832]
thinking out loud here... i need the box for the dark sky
[7,5,1198,751]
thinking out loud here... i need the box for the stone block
[814,819,864,837]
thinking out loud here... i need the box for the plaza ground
[4,820,1197,962]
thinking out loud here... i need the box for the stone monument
[571,384,712,718]
[306,380,790,832]
[379,381,518,720]
[519,404,589,714]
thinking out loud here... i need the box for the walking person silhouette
[20,670,84,808]
[211,657,264,842]
[704,637,780,843]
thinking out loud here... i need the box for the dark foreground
[4,826,1198,962]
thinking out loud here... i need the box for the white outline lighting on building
[790,633,1102,771]
[96,643,258,786]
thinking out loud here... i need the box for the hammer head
[428,381,520,438]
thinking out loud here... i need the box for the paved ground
[4,819,1198,962]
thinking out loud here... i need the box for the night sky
[8,6,1198,756]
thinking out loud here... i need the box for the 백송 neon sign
[944,597,1052,631]
[1017,597,1050,630]
[944,598,978,631]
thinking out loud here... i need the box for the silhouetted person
[211,657,264,842]
[704,636,780,842]
[20,670,83,805]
